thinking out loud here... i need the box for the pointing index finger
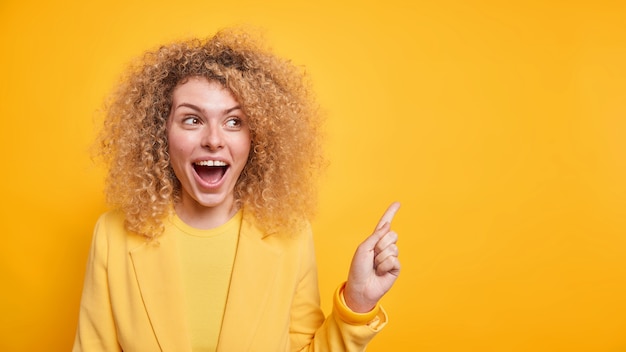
[376,201,401,230]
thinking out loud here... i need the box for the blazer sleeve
[290,229,388,352]
[73,215,122,352]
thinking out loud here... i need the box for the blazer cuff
[333,282,381,325]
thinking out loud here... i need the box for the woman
[73,28,401,351]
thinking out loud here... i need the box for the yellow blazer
[73,210,387,351]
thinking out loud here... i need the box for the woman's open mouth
[193,160,229,185]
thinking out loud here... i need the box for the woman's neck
[174,197,239,230]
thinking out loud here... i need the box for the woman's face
[167,77,251,226]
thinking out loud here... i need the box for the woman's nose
[202,126,224,150]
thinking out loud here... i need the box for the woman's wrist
[334,282,380,324]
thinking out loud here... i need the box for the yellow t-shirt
[172,210,241,352]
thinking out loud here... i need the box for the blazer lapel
[217,213,282,351]
[130,233,192,352]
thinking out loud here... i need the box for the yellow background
[1,0,625,351]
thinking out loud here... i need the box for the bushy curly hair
[96,28,325,239]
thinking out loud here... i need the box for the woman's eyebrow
[174,102,202,112]
[224,105,243,114]
[174,103,242,115]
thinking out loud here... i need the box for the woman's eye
[183,116,200,125]
[225,118,242,129]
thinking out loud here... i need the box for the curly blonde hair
[96,28,325,239]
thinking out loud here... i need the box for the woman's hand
[344,202,401,313]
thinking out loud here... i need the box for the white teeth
[195,160,227,167]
